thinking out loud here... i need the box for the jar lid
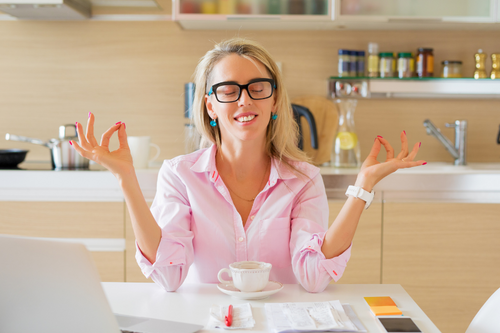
[442,60,462,64]
[357,50,366,56]
[417,48,433,52]
[379,52,394,57]
[398,52,413,58]
[338,49,351,55]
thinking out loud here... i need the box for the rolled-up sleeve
[289,171,352,293]
[135,160,194,292]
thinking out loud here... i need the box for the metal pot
[5,124,89,170]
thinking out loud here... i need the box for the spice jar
[397,52,414,78]
[441,61,462,78]
[379,52,395,78]
[338,49,350,77]
[416,48,434,77]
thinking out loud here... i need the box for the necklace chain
[225,159,270,202]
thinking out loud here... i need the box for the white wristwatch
[345,185,374,210]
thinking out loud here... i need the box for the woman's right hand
[71,112,134,179]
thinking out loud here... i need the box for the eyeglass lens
[215,81,273,102]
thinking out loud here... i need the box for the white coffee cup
[127,136,160,169]
[217,261,272,292]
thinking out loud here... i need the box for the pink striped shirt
[136,145,351,292]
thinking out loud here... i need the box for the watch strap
[345,185,374,209]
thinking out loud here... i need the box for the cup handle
[148,143,160,163]
[217,268,232,284]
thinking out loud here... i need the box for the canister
[338,49,350,77]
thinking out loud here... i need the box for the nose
[238,87,253,106]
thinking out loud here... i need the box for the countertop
[1,161,500,203]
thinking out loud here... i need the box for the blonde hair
[192,37,309,171]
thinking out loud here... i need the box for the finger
[377,136,395,160]
[396,131,409,160]
[367,136,382,159]
[75,121,92,150]
[398,159,427,169]
[405,141,422,161]
[117,122,130,149]
[86,112,99,147]
[70,140,94,160]
[100,122,122,149]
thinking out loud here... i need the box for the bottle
[200,0,217,14]
[268,0,281,14]
[491,53,500,79]
[349,51,357,77]
[474,49,487,79]
[416,48,434,78]
[367,42,379,78]
[218,0,236,14]
[332,99,360,168]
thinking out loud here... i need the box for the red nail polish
[419,142,422,147]
[422,162,427,165]
[88,112,91,118]
[403,130,406,135]
[75,122,78,126]
[115,121,121,125]
[69,141,73,146]
[377,135,383,138]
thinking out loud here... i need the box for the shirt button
[238,237,244,242]
[250,215,255,220]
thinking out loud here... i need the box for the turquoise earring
[210,119,217,127]
[271,113,278,120]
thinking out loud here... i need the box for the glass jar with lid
[379,52,395,78]
[397,52,414,78]
[441,61,462,78]
[338,49,350,77]
[416,48,434,77]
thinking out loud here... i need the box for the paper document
[265,300,366,333]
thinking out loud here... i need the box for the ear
[205,94,217,119]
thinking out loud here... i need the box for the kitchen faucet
[423,119,467,165]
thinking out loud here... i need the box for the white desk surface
[102,282,441,333]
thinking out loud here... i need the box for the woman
[71,38,425,293]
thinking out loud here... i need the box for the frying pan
[0,149,29,169]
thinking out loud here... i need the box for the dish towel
[207,303,255,330]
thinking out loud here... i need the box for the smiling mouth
[235,115,256,123]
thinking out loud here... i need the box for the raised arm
[70,113,161,264]
[321,131,426,259]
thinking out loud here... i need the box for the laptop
[0,234,203,333]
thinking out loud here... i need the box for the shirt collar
[190,144,302,184]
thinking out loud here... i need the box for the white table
[102,283,441,333]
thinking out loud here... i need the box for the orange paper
[364,296,403,316]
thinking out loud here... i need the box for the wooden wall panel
[328,201,382,284]
[1,24,499,165]
[91,251,125,282]
[383,203,500,333]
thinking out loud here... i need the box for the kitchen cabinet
[0,201,126,282]
[335,0,496,22]
[328,201,382,284]
[382,202,500,333]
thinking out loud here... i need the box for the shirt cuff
[135,237,186,278]
[300,233,352,282]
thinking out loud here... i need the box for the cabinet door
[383,203,500,333]
[337,0,495,22]
[328,201,382,284]
[0,201,125,282]
[125,202,154,282]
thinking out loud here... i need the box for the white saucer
[217,281,284,300]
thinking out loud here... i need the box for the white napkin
[207,303,255,330]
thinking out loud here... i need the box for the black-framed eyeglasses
[208,78,277,103]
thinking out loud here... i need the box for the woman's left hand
[355,131,426,191]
